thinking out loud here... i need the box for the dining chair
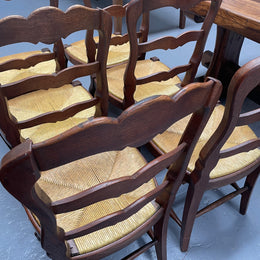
[0,78,222,259]
[0,5,111,147]
[64,1,148,69]
[0,0,66,83]
[153,57,260,251]
[106,0,221,109]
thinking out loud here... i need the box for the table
[191,0,260,101]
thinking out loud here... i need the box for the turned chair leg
[240,167,259,215]
[180,184,204,252]
[154,218,168,260]
[179,10,186,29]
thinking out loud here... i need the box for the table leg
[206,26,244,89]
[206,26,260,103]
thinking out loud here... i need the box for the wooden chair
[64,1,148,69]
[0,0,65,83]
[106,0,221,109]
[0,78,222,259]
[179,10,205,30]
[153,57,260,251]
[0,5,111,147]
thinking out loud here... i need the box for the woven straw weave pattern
[0,50,57,85]
[8,84,95,143]
[153,105,260,178]
[65,34,130,66]
[37,147,158,254]
[107,59,181,102]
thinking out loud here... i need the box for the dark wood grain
[238,108,260,126]
[121,0,221,108]
[33,79,221,170]
[0,77,221,259]
[220,139,260,158]
[2,62,100,99]
[136,64,192,85]
[0,6,103,46]
[138,30,204,54]
[0,52,55,72]
[191,0,260,43]
[171,57,260,252]
[0,5,112,147]
[190,0,260,102]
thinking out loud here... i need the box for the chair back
[0,5,112,146]
[193,57,260,183]
[0,78,222,259]
[123,0,222,107]
[85,2,148,65]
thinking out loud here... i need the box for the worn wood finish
[191,0,260,43]
[136,64,192,85]
[65,2,147,66]
[0,79,221,259]
[173,57,260,252]
[0,0,62,148]
[0,52,55,72]
[138,31,204,54]
[113,0,221,109]
[65,1,149,99]
[2,62,100,99]
[111,0,123,34]
[0,8,108,45]
[190,0,260,102]
[0,5,112,147]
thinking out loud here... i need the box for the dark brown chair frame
[65,0,149,97]
[108,0,221,109]
[171,57,260,251]
[0,5,111,147]
[0,78,222,259]
[65,0,149,67]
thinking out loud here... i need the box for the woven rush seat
[0,50,57,85]
[35,146,158,254]
[153,104,260,179]
[107,59,181,103]
[65,34,130,67]
[8,84,96,143]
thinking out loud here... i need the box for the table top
[191,0,260,43]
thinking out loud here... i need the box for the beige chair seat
[0,50,57,85]
[107,59,181,103]
[153,105,260,179]
[36,146,158,254]
[8,84,96,143]
[65,34,130,67]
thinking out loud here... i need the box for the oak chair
[106,0,221,109]
[0,78,222,259]
[0,0,65,85]
[0,5,111,147]
[153,57,260,251]
[65,0,148,69]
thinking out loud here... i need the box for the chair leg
[154,217,168,260]
[180,183,204,252]
[89,76,96,96]
[179,10,186,29]
[240,168,259,215]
